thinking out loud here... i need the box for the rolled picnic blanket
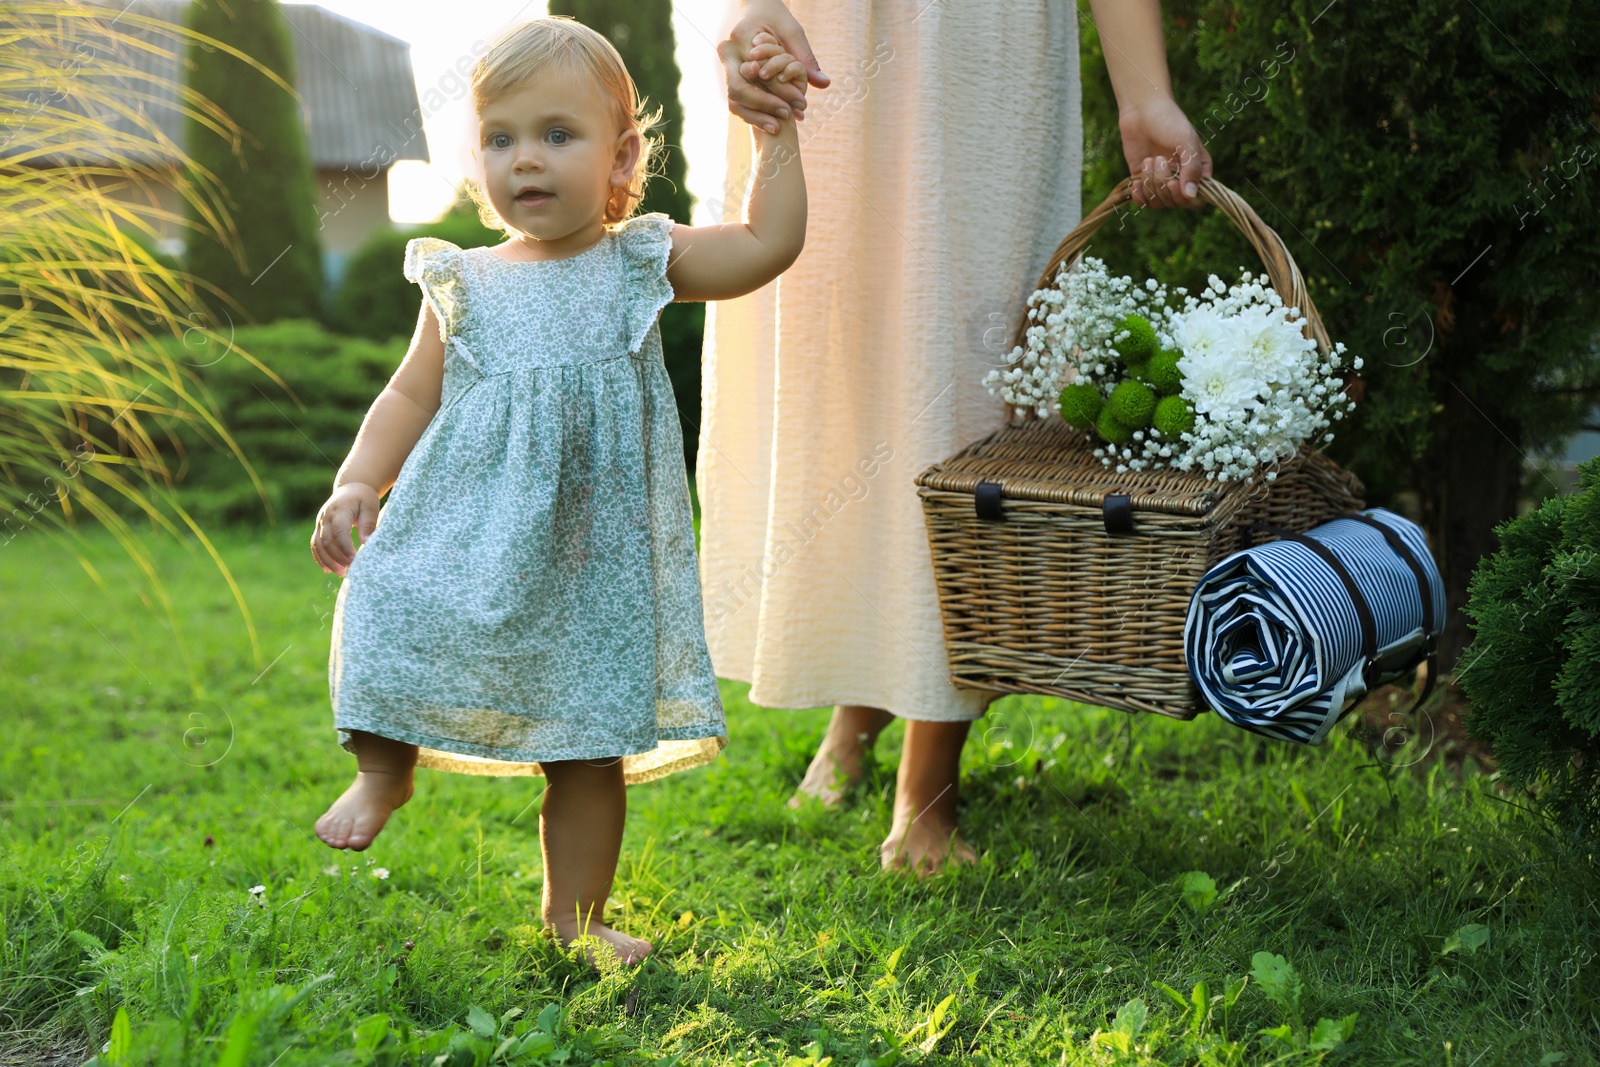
[1184,509,1445,744]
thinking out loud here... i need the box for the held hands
[719,0,826,134]
[732,32,808,136]
[311,482,381,577]
[1119,97,1214,210]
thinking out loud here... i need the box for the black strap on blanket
[1248,523,1379,679]
[1337,512,1439,713]
[1246,515,1438,727]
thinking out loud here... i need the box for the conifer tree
[183,0,324,325]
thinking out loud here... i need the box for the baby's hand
[311,482,381,577]
[740,31,806,104]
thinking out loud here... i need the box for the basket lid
[915,418,1230,516]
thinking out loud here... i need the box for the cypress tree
[183,0,324,326]
[1078,0,1600,667]
[547,1,703,469]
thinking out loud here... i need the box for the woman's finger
[722,38,801,123]
[729,99,782,135]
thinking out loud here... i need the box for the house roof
[10,1,429,168]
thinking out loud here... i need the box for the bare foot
[788,705,894,809]
[552,921,653,968]
[314,770,413,850]
[880,812,978,877]
[788,743,863,808]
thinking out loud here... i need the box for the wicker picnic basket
[914,176,1365,720]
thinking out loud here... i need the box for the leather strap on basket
[1009,176,1331,361]
[1102,493,1134,534]
[974,480,1005,521]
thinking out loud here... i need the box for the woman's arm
[667,114,805,302]
[1087,0,1213,210]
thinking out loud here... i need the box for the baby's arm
[667,44,805,302]
[309,301,445,575]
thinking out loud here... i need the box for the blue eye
[547,129,569,145]
[488,133,510,149]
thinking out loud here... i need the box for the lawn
[1,523,1596,1066]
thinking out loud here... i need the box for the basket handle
[1008,175,1331,356]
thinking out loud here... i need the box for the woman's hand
[311,482,381,577]
[719,0,827,134]
[1118,97,1213,209]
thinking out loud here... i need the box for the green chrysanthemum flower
[1143,348,1183,396]
[1096,406,1135,446]
[1153,394,1197,437]
[1058,382,1104,429]
[1113,313,1159,366]
[1107,379,1157,429]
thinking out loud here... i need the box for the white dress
[697,1,1083,721]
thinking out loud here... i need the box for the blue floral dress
[327,212,727,783]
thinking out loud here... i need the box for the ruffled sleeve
[402,237,465,342]
[614,212,676,355]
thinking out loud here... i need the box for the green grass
[1,524,1596,1066]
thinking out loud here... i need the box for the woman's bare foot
[551,919,653,968]
[879,718,976,876]
[788,704,894,808]
[314,770,413,850]
[881,812,978,876]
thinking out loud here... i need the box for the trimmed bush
[107,320,404,527]
[183,0,323,325]
[1461,457,1600,839]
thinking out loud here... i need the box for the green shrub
[331,214,504,342]
[108,320,404,527]
[1461,457,1600,839]
[183,0,324,325]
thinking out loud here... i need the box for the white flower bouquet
[983,256,1361,482]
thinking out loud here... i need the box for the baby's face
[477,66,635,245]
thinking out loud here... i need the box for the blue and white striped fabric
[1184,509,1444,744]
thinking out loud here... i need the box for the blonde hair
[465,16,663,231]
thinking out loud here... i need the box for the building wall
[314,166,392,288]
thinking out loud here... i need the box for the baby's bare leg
[315,730,416,851]
[539,758,651,968]
[789,704,895,808]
